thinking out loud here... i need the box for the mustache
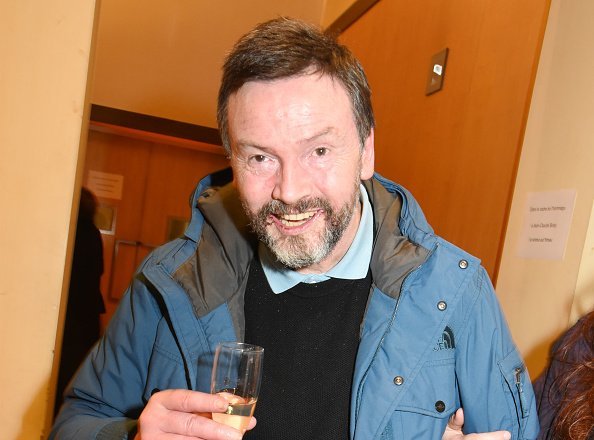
[258,197,333,217]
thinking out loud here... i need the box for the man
[51,18,539,439]
[54,187,105,416]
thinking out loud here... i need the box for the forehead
[227,74,354,141]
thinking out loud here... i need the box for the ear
[360,128,375,180]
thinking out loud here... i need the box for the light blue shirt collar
[260,185,373,294]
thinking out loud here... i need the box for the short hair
[217,17,374,153]
[79,187,98,221]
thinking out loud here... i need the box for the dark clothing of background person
[54,188,105,416]
[533,311,594,440]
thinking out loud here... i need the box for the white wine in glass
[210,342,264,436]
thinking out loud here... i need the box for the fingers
[157,389,230,414]
[447,408,464,432]
[247,416,257,430]
[160,410,241,440]
[445,408,510,440]
[137,389,244,440]
[464,431,511,440]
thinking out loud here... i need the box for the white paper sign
[87,170,124,200]
[517,189,576,260]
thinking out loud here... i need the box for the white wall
[0,1,98,438]
[497,0,594,377]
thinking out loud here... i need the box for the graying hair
[217,17,374,153]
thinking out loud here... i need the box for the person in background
[533,310,594,439]
[54,187,106,416]
[51,18,539,439]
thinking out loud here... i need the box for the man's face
[228,73,374,273]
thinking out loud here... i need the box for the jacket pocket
[498,349,532,434]
[391,357,458,438]
[395,357,458,417]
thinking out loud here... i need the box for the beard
[242,183,360,270]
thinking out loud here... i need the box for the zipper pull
[514,368,522,389]
[514,367,529,417]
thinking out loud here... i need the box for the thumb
[448,408,464,432]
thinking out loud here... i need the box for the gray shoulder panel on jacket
[173,184,256,322]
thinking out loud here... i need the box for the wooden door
[83,129,230,331]
[339,0,551,280]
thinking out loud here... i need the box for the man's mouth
[274,211,318,227]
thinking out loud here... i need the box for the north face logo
[434,326,455,351]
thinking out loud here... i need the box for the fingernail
[503,431,511,440]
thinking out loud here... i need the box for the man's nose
[271,160,310,205]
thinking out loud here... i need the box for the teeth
[282,212,315,221]
[278,211,315,226]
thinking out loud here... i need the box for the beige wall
[0,1,98,438]
[90,0,357,128]
[91,0,325,128]
[497,0,594,377]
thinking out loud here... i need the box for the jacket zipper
[514,366,528,418]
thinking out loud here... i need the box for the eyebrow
[300,127,335,144]
[235,127,337,151]
[234,141,268,152]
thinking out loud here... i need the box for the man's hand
[443,408,511,440]
[134,389,256,440]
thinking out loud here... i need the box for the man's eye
[314,148,328,157]
[251,155,267,163]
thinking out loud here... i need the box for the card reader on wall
[426,48,449,95]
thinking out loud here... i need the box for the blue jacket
[51,172,540,439]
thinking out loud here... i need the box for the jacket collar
[364,176,432,300]
[176,170,433,314]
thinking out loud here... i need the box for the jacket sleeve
[50,272,162,440]
[455,267,540,439]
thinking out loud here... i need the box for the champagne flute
[210,342,264,436]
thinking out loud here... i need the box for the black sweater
[244,258,371,440]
